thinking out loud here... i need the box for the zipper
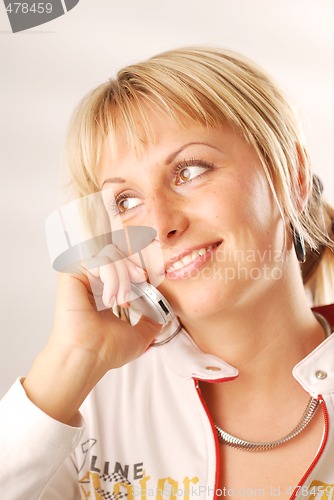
[290,396,329,500]
[193,376,237,500]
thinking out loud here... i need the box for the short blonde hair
[65,46,332,251]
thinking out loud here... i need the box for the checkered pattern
[96,489,128,500]
[95,488,128,499]
[99,472,131,484]
[94,471,132,499]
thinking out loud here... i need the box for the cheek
[232,167,278,224]
[235,176,283,256]
[200,171,280,246]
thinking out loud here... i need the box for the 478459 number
[5,3,53,14]
[285,484,334,497]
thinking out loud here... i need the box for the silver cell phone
[129,282,181,346]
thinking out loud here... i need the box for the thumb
[134,315,163,349]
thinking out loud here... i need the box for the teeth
[182,254,194,266]
[166,244,216,273]
[172,260,184,271]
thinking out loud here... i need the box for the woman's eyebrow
[102,177,126,188]
[165,142,221,164]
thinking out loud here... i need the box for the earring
[291,225,306,263]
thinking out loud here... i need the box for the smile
[165,241,222,276]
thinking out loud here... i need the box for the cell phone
[128,282,181,346]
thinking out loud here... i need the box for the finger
[113,260,131,306]
[126,258,147,283]
[132,315,163,354]
[80,260,114,311]
[85,272,105,311]
[97,244,147,283]
[100,263,119,308]
[98,244,126,262]
[110,315,162,368]
[139,244,165,287]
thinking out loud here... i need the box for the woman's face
[99,111,286,322]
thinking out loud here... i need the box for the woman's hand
[23,249,162,425]
[82,243,148,310]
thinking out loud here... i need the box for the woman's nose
[146,192,189,244]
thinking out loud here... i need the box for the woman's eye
[117,196,142,214]
[175,164,209,185]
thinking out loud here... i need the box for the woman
[1,47,334,499]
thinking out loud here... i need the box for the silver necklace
[215,396,319,451]
[215,313,332,452]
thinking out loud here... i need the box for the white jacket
[1,307,334,500]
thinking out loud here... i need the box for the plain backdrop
[0,0,333,397]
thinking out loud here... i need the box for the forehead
[109,108,207,155]
[98,111,209,178]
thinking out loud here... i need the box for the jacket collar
[293,333,334,397]
[159,329,238,381]
[159,305,334,394]
[293,305,334,397]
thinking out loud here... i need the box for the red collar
[313,304,334,331]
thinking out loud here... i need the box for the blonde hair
[66,46,333,256]
[302,176,334,305]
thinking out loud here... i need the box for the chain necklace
[215,313,332,452]
[215,397,319,451]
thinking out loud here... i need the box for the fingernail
[108,296,115,308]
[135,265,146,275]
[125,292,131,303]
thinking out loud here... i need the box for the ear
[295,142,312,213]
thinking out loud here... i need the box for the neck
[181,264,325,378]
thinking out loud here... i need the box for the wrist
[23,340,105,425]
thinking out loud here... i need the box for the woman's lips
[165,241,222,279]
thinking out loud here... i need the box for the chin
[162,281,229,320]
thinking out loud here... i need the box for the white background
[0,0,333,397]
